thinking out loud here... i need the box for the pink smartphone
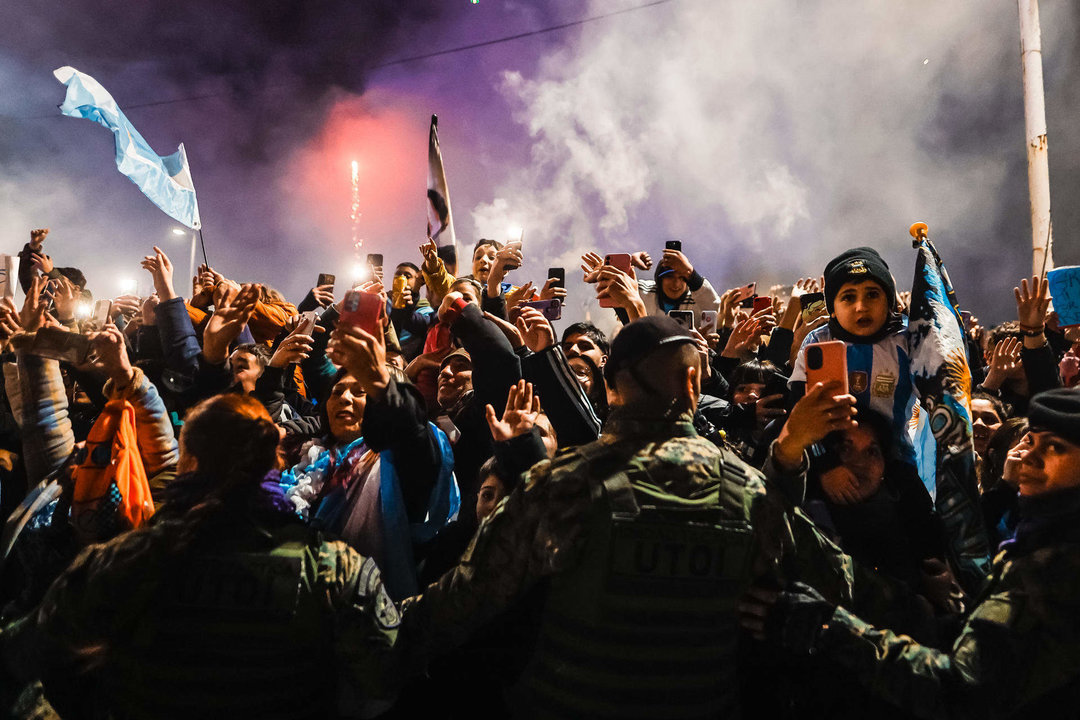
[804,340,848,395]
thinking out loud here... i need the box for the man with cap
[398,316,857,718]
[740,387,1080,718]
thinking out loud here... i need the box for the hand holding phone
[805,340,848,396]
[598,254,633,308]
[669,310,694,330]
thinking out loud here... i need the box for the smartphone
[599,254,633,308]
[294,310,318,337]
[799,292,826,323]
[665,240,682,252]
[733,282,756,304]
[805,340,848,396]
[317,273,336,289]
[521,298,562,322]
[547,267,565,290]
[92,299,112,329]
[960,310,972,330]
[392,275,410,309]
[503,240,523,271]
[339,290,383,338]
[764,370,789,399]
[739,294,757,310]
[29,327,90,365]
[669,310,695,330]
[700,310,718,335]
[752,296,773,314]
[366,254,384,281]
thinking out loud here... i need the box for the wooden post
[1018,0,1054,275]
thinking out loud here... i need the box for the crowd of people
[0,226,1078,719]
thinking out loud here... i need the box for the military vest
[103,522,340,719]
[519,443,757,719]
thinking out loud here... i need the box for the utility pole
[1018,0,1054,275]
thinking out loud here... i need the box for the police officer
[399,315,857,718]
[1,394,400,719]
[741,387,1080,718]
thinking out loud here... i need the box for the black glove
[765,581,835,655]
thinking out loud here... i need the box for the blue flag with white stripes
[53,66,201,229]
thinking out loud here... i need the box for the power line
[376,0,678,68]
[8,0,678,118]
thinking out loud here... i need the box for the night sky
[2,0,1079,331]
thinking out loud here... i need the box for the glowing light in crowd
[350,160,362,251]
[171,227,186,236]
[350,262,369,283]
[75,302,93,319]
[507,225,523,242]
[118,277,137,294]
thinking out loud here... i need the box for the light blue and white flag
[53,66,201,229]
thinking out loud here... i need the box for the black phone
[799,292,826,322]
[665,240,682,252]
[669,310,694,330]
[547,267,565,289]
[739,294,757,310]
[366,254,383,268]
[317,273,336,289]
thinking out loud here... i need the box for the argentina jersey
[790,324,918,465]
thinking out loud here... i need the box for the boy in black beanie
[789,247,918,485]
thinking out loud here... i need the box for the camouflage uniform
[400,407,852,718]
[812,526,1080,718]
[1,517,400,719]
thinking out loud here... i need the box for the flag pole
[1018,0,1054,276]
[196,227,209,268]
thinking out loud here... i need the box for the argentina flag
[907,224,991,594]
[53,66,201,229]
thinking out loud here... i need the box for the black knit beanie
[1028,388,1080,448]
[823,247,895,313]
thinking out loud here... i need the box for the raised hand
[630,251,653,271]
[51,279,80,324]
[515,306,555,353]
[538,277,567,302]
[596,266,645,319]
[660,248,693,278]
[1015,275,1051,333]
[202,283,260,364]
[0,298,21,344]
[982,336,1022,391]
[86,325,136,388]
[483,311,524,350]
[140,246,177,301]
[505,281,535,311]
[327,322,389,399]
[484,379,542,443]
[29,251,53,275]
[580,252,604,283]
[269,333,314,368]
[772,381,858,471]
[19,276,49,333]
[419,237,440,274]
[721,308,775,360]
[718,287,741,330]
[29,228,49,251]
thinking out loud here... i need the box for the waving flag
[426,114,456,249]
[907,227,990,594]
[53,66,201,229]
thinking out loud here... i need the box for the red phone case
[805,340,848,395]
[340,291,383,337]
[599,254,633,308]
[752,296,772,313]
